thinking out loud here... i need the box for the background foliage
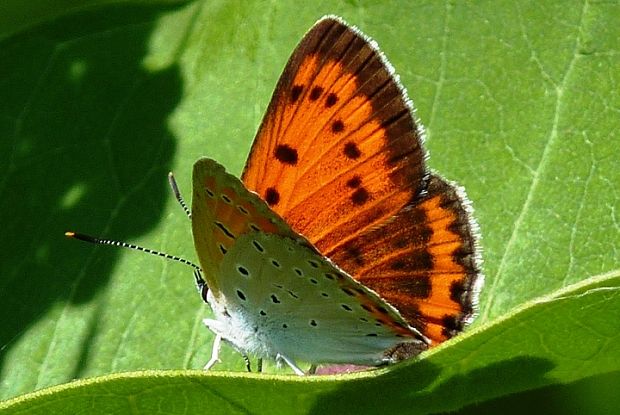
[1,1,618,413]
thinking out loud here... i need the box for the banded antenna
[65,171,208,298]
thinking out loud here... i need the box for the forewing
[242,16,426,252]
[191,158,295,297]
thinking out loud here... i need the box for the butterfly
[67,15,482,376]
[190,16,482,374]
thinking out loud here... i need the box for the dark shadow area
[0,1,184,386]
[450,370,620,415]
[309,356,554,414]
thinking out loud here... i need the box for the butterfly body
[191,16,482,373]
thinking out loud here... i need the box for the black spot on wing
[351,187,370,205]
[441,315,463,338]
[252,240,264,252]
[326,93,338,107]
[343,142,361,159]
[401,275,432,299]
[345,246,365,266]
[265,187,280,206]
[215,222,235,239]
[341,287,356,297]
[450,279,467,304]
[274,144,298,165]
[332,120,344,133]
[391,250,434,271]
[309,86,323,101]
[291,84,303,102]
[346,176,361,188]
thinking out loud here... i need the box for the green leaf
[1,0,618,414]
[0,0,187,41]
[1,270,618,414]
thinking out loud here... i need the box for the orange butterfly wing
[242,17,482,345]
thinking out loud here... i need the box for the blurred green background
[1,1,618,413]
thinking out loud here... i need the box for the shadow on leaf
[310,356,554,414]
[0,2,184,393]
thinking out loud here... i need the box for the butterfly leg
[204,333,223,370]
[276,353,305,376]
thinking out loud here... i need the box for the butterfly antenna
[168,172,191,219]
[64,231,201,272]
